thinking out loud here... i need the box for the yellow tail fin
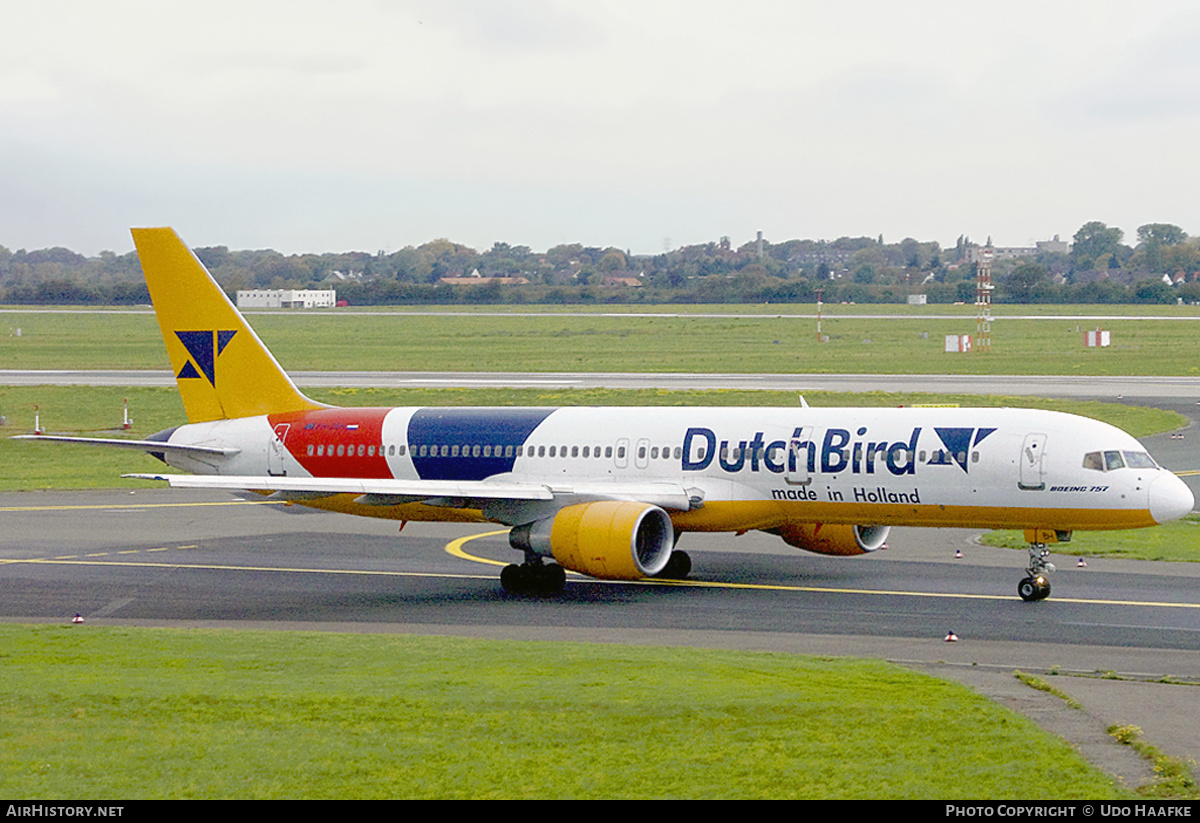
[132,227,325,423]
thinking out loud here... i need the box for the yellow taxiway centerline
[441,529,1200,609]
[2,529,1197,609]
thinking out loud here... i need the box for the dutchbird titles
[681,426,997,477]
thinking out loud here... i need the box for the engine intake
[771,523,890,556]
[510,501,675,580]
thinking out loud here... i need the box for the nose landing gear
[1018,543,1055,601]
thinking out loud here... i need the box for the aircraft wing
[125,473,696,511]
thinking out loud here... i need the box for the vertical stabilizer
[132,227,325,423]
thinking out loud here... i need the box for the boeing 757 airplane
[19,228,1195,600]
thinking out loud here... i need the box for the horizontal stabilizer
[12,434,240,458]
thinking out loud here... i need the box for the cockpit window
[1083,450,1158,471]
[1123,451,1158,469]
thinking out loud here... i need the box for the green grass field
[0,625,1131,800]
[4,305,1200,374]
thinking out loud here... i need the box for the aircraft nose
[1149,472,1194,524]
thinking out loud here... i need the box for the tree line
[1,221,1197,306]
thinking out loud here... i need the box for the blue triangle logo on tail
[176,330,237,387]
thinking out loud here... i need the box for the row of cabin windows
[302,442,675,460]
[300,442,980,466]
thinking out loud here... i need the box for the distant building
[601,275,643,287]
[964,236,1071,263]
[1036,235,1070,255]
[236,289,337,309]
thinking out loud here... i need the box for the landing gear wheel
[543,563,567,593]
[1017,543,1056,602]
[500,563,523,593]
[500,562,566,595]
[1018,575,1051,602]
[654,550,692,580]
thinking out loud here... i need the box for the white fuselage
[157,405,1194,533]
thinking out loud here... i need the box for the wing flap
[123,474,696,510]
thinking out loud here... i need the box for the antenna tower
[976,242,993,352]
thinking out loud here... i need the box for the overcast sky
[2,0,1198,257]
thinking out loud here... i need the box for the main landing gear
[1018,544,1055,602]
[499,550,694,595]
[653,550,691,580]
[500,559,566,595]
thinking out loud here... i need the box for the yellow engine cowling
[771,523,890,556]
[509,501,675,580]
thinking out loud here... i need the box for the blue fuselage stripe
[407,408,555,480]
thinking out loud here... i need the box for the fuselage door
[1018,432,1046,491]
[615,437,630,470]
[786,426,815,486]
[269,423,290,476]
[634,438,650,470]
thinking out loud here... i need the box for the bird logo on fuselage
[932,427,996,472]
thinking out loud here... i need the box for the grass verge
[0,624,1130,800]
[981,513,1200,562]
[1108,725,1199,799]
[5,306,1200,375]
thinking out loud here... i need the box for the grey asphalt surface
[3,369,1200,399]
[3,370,1199,792]
[2,488,1198,792]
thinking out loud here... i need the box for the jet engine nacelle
[509,501,675,580]
[772,523,890,556]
